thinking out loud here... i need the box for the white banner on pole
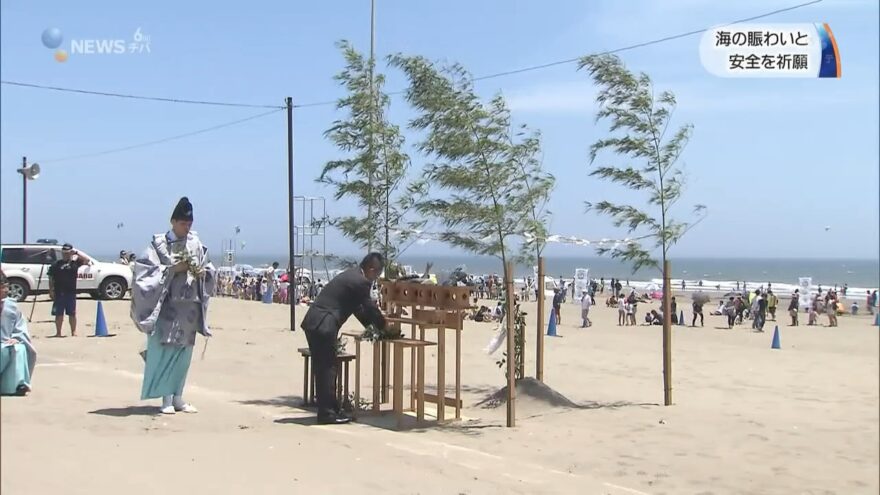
[574,268,590,299]
[798,277,812,308]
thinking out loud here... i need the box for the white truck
[1,244,133,302]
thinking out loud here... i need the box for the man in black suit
[300,252,386,424]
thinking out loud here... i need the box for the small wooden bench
[297,347,356,409]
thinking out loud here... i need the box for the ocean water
[223,254,879,294]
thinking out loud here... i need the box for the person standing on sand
[552,288,563,325]
[867,291,875,316]
[263,262,279,304]
[48,244,92,337]
[789,290,800,326]
[671,296,678,325]
[692,299,704,327]
[580,291,592,328]
[300,253,386,424]
[131,197,216,415]
[753,290,767,332]
[724,297,736,329]
[767,290,778,321]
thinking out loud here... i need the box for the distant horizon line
[174,253,879,263]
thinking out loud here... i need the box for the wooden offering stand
[379,280,472,423]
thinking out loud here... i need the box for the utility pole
[286,97,296,332]
[21,156,27,243]
[16,156,41,244]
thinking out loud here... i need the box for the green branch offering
[361,324,402,343]
[173,251,204,278]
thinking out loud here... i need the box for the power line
[0,1,820,113]
[39,107,284,164]
[472,0,823,81]
[0,80,285,109]
[293,0,824,107]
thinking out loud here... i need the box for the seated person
[607,295,617,308]
[643,310,663,326]
[0,271,37,396]
[473,305,492,322]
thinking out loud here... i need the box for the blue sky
[1,0,877,260]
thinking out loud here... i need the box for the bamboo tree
[390,55,552,381]
[319,41,424,276]
[579,54,706,405]
[390,55,546,274]
[508,127,554,265]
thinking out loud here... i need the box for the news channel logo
[41,27,151,63]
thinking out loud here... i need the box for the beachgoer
[754,290,767,332]
[131,197,216,415]
[580,291,592,328]
[263,262,279,304]
[552,288,563,325]
[0,271,37,396]
[767,290,778,321]
[692,299,704,327]
[789,290,800,326]
[48,243,92,337]
[671,296,678,324]
[724,297,736,329]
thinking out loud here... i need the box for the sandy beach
[1,293,877,495]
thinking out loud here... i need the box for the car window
[0,247,55,264]
[27,248,56,264]
[1,248,27,263]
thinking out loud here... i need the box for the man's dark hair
[272,262,279,269]
[360,252,385,270]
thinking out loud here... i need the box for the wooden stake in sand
[201,337,209,361]
[536,256,545,382]
[505,261,516,427]
[662,259,673,405]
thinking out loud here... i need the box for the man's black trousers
[303,313,339,416]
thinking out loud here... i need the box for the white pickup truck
[0,244,132,302]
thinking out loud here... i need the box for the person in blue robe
[130,197,216,414]
[0,271,37,396]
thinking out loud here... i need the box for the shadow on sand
[237,395,305,409]
[89,406,158,417]
[474,377,659,412]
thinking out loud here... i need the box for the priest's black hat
[171,197,194,222]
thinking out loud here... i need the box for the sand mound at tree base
[476,377,578,410]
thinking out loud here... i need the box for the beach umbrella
[692,291,710,304]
